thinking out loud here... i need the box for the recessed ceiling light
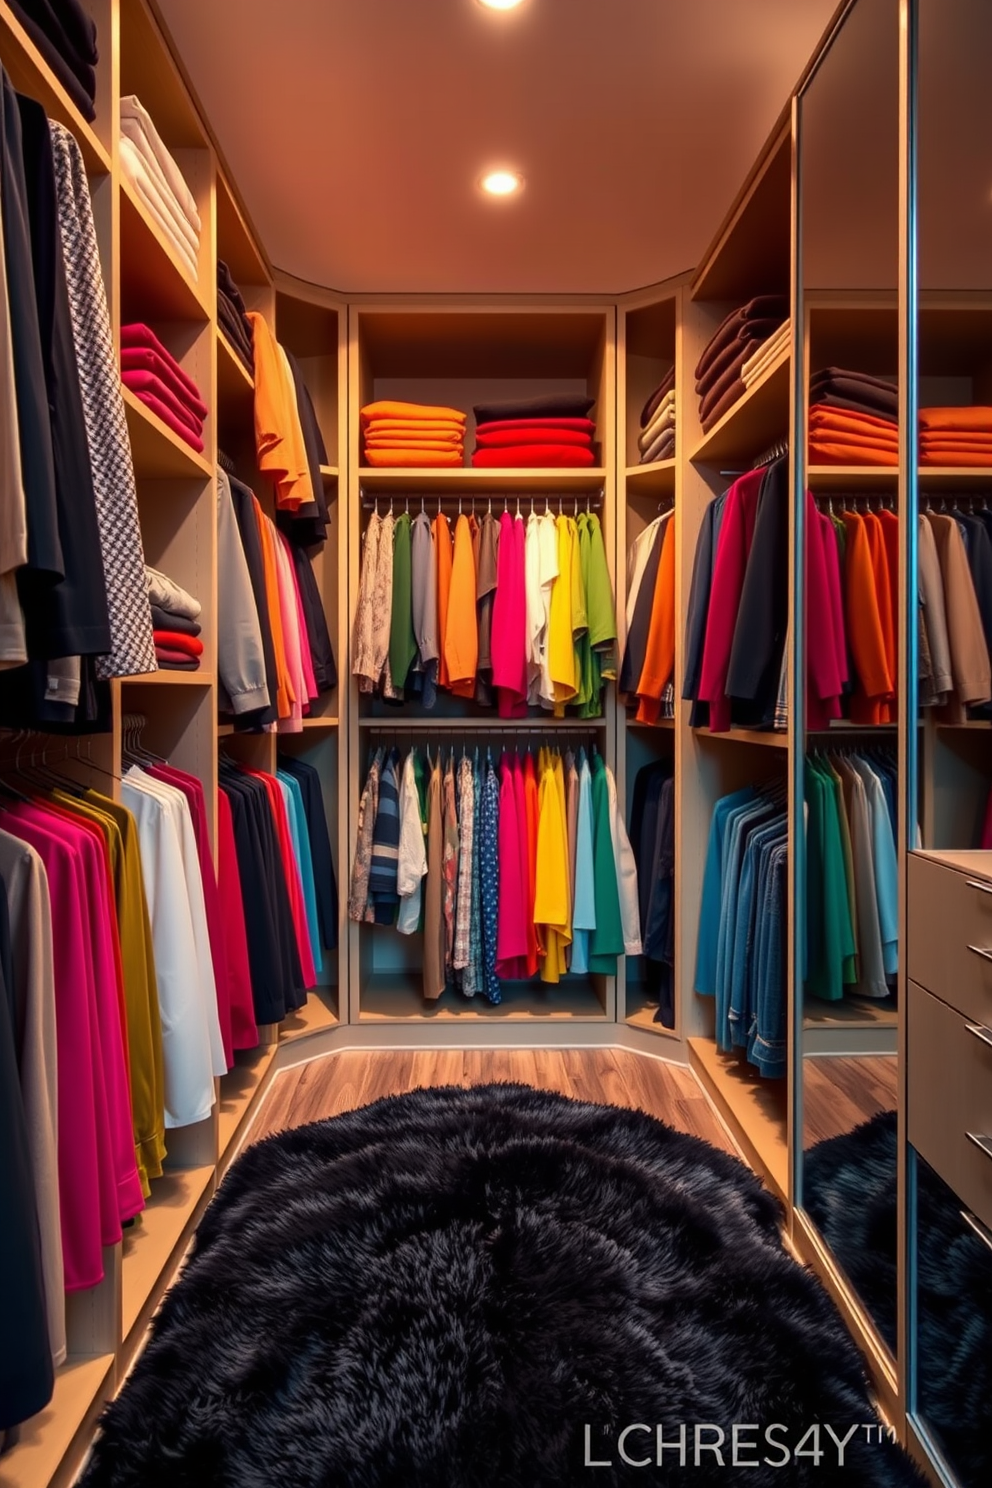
[478,0,525,10]
[481,169,523,197]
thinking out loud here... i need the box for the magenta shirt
[496,751,528,977]
[698,469,765,732]
[491,512,529,718]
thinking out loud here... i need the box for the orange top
[364,448,463,468]
[253,494,294,719]
[247,313,315,512]
[634,514,676,724]
[878,509,900,723]
[444,514,478,696]
[842,512,891,724]
[919,406,992,433]
[434,513,453,689]
[360,400,466,426]
[364,420,465,438]
[808,406,898,440]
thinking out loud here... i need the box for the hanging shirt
[445,513,478,696]
[396,749,428,935]
[491,512,528,717]
[388,511,417,692]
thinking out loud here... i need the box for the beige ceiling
[156,0,838,295]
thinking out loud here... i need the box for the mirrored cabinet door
[794,0,902,1363]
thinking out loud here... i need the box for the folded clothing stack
[9,0,99,121]
[121,323,208,453]
[119,94,201,281]
[742,319,790,387]
[217,260,254,374]
[919,406,992,467]
[146,566,203,671]
[637,368,675,464]
[361,400,466,467]
[808,367,898,466]
[471,392,597,467]
[695,294,789,433]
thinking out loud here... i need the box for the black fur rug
[81,1084,925,1487]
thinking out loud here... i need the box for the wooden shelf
[626,716,675,731]
[803,996,898,1029]
[357,467,607,493]
[626,459,676,497]
[217,1045,278,1164]
[692,726,788,749]
[918,466,992,486]
[123,386,212,480]
[358,716,607,732]
[301,715,339,729]
[688,1037,788,1200]
[121,1166,214,1343]
[0,1353,115,1488]
[119,177,210,322]
[320,464,338,482]
[935,720,992,730]
[359,972,608,1023]
[624,986,676,1037]
[280,989,340,1041]
[216,328,254,401]
[690,349,789,466]
[0,5,111,175]
[807,465,897,488]
[125,670,214,687]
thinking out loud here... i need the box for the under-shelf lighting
[481,169,523,197]
[478,0,525,10]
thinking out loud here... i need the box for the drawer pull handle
[961,1209,992,1255]
[966,1132,992,1163]
[967,879,992,896]
[966,1023,992,1050]
[967,943,992,963]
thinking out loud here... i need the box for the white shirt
[606,764,643,956]
[396,751,428,934]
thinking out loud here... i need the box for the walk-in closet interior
[0,0,989,1484]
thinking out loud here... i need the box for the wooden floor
[251,1048,737,1155]
[802,1054,898,1148]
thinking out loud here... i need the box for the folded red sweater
[474,417,597,437]
[475,428,593,449]
[122,370,204,437]
[153,629,204,657]
[130,389,205,452]
[120,346,208,420]
[120,323,204,402]
[472,445,596,468]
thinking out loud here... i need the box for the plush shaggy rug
[81,1084,926,1487]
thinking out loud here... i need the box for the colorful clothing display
[471,393,597,468]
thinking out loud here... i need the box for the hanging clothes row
[620,506,675,722]
[805,747,898,1005]
[695,782,788,1078]
[217,463,336,731]
[348,740,639,1002]
[353,497,617,719]
[0,69,156,732]
[628,756,675,1028]
[247,312,333,547]
[918,498,992,722]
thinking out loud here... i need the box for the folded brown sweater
[694,295,788,382]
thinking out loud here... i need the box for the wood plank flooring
[250,1048,737,1155]
[802,1055,898,1148]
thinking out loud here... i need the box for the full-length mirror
[909,1,992,1482]
[795,0,901,1361]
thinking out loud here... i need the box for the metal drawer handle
[966,1132,992,1163]
[967,944,992,963]
[961,1209,992,1255]
[967,879,992,896]
[966,1023,992,1050]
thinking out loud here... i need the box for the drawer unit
[907,851,992,1024]
[908,979,992,1234]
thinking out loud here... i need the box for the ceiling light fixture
[481,169,523,197]
[477,0,525,10]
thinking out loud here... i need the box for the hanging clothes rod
[359,487,605,513]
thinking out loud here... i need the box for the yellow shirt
[548,516,578,709]
[534,750,571,982]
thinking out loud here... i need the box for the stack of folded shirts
[919,406,992,467]
[637,368,675,464]
[146,566,203,671]
[742,319,790,387]
[361,400,466,467]
[9,0,99,121]
[471,393,597,467]
[121,323,208,453]
[695,294,789,433]
[119,94,201,281]
[808,367,898,465]
[217,260,254,375]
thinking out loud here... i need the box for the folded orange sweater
[919,405,992,433]
[364,431,464,447]
[921,449,992,467]
[364,419,465,438]
[809,440,898,467]
[809,404,898,440]
[364,440,464,456]
[364,448,464,468]
[360,400,466,426]
[920,432,992,449]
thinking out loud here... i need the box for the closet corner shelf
[123,385,213,480]
[918,466,992,487]
[319,464,338,483]
[301,715,339,729]
[217,1044,279,1164]
[802,997,898,1030]
[357,716,607,733]
[0,6,112,175]
[687,1037,788,1201]
[358,972,608,1024]
[357,467,608,494]
[119,177,211,322]
[0,1351,116,1488]
[625,459,676,497]
[625,1002,678,1038]
[807,465,898,490]
[280,990,339,1042]
[126,669,215,687]
[689,351,790,467]
[691,726,788,750]
[121,1165,214,1344]
[216,328,254,399]
[627,716,675,731]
